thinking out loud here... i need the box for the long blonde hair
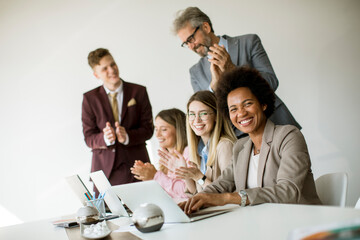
[186,91,236,167]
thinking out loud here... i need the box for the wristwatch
[197,174,207,185]
[238,190,248,207]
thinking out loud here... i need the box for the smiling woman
[158,91,236,196]
[228,87,268,145]
[130,108,189,203]
[179,67,321,214]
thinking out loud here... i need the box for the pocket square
[127,98,136,107]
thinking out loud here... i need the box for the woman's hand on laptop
[181,192,240,215]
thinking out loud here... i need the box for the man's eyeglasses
[181,26,200,48]
[188,111,213,121]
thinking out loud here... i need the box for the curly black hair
[215,66,275,119]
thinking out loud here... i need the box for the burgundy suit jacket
[82,80,154,181]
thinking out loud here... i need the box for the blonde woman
[131,108,189,202]
[159,91,236,195]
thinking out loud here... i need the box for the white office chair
[355,197,360,209]
[315,172,348,207]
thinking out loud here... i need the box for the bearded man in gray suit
[173,7,301,137]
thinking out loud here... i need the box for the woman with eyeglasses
[180,67,321,214]
[159,91,236,195]
[130,108,189,202]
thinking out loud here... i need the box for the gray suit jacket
[189,34,301,130]
[203,120,321,205]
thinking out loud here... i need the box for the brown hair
[156,108,187,173]
[88,48,111,68]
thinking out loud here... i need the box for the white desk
[1,204,360,240]
[0,218,68,240]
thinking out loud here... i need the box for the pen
[84,192,91,201]
[97,192,105,208]
[85,193,102,213]
[101,192,106,199]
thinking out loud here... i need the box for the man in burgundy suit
[82,48,154,193]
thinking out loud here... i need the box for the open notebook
[111,180,239,223]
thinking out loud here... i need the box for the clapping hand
[174,161,203,181]
[130,160,157,181]
[115,122,127,143]
[103,122,116,143]
[157,148,186,174]
[208,44,236,72]
[208,44,236,91]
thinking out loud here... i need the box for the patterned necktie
[109,92,119,123]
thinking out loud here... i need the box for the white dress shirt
[247,147,260,189]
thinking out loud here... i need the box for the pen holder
[86,198,106,219]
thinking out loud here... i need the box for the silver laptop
[90,170,129,217]
[111,180,239,223]
[66,174,92,206]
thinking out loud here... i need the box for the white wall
[0,0,359,226]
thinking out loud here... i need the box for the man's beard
[194,35,212,57]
